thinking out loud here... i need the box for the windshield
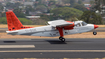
[82,22,87,26]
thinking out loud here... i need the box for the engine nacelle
[63,21,75,30]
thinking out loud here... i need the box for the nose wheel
[93,31,97,35]
[59,37,65,42]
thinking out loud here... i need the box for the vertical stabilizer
[6,11,32,31]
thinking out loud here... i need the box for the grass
[98,25,105,27]
[0,24,8,28]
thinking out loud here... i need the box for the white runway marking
[0,45,35,48]
[0,50,105,52]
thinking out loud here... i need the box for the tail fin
[6,11,32,31]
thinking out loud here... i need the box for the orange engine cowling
[63,21,75,30]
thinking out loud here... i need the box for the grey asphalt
[0,38,105,58]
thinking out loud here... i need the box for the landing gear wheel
[61,38,65,42]
[59,37,65,42]
[59,37,62,40]
[93,31,97,35]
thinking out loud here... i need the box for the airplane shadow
[31,39,67,44]
[31,39,92,44]
[46,40,67,44]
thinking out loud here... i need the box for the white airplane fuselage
[6,21,94,37]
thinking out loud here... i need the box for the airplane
[6,11,98,42]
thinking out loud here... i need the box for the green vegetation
[25,5,35,15]
[51,7,83,20]
[0,3,3,12]
[18,18,33,25]
[79,11,103,24]
[0,17,33,25]
[62,0,70,4]
[0,0,104,25]
[6,2,22,9]
[13,8,26,18]
[91,0,105,12]
[78,0,82,4]
[73,4,88,11]
[0,17,6,24]
[70,0,76,7]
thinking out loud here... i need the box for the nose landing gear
[93,31,97,35]
[59,37,65,42]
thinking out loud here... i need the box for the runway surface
[0,38,105,58]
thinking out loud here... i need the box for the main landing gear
[57,27,65,42]
[59,37,65,42]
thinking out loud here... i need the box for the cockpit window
[75,23,81,27]
[82,22,87,26]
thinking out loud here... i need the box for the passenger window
[78,23,81,26]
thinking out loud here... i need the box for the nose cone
[94,25,98,29]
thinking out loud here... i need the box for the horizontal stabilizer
[6,31,18,35]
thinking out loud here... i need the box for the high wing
[48,20,75,41]
[48,20,73,27]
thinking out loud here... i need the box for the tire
[93,32,97,35]
[59,37,65,42]
[61,38,65,42]
[59,37,63,40]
